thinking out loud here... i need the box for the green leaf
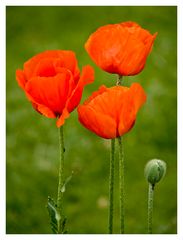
[47,197,68,234]
[62,217,67,231]
[61,171,74,193]
[47,196,59,234]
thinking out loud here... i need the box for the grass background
[6,6,177,234]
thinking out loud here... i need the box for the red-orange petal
[25,69,71,114]
[83,85,107,105]
[124,33,157,75]
[56,108,70,127]
[57,50,80,82]
[16,50,94,126]
[31,58,57,78]
[118,83,146,136]
[85,21,157,76]
[16,69,27,90]
[78,83,146,139]
[66,65,94,113]
[23,50,80,81]
[31,102,56,118]
[118,98,136,136]
[78,105,117,139]
[129,83,147,113]
[87,86,128,121]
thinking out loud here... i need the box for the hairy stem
[57,126,65,233]
[108,138,115,234]
[148,183,154,234]
[118,137,125,234]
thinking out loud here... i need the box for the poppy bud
[145,159,166,185]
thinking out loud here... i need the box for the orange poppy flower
[16,50,94,127]
[77,83,146,139]
[85,21,157,76]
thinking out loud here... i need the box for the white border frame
[1,1,182,240]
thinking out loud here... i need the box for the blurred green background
[6,6,177,234]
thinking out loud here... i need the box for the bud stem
[57,126,65,233]
[108,138,115,233]
[148,183,154,234]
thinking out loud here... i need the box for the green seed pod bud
[145,159,166,185]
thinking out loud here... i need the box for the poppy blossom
[16,50,94,127]
[85,21,157,76]
[77,83,146,139]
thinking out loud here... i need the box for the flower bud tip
[144,159,166,185]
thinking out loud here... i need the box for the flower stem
[148,183,154,234]
[116,75,123,86]
[116,75,125,234]
[118,136,125,234]
[57,126,65,233]
[108,138,115,234]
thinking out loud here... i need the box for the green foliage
[47,197,67,234]
[61,173,73,193]
[6,6,177,233]
[47,197,59,234]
